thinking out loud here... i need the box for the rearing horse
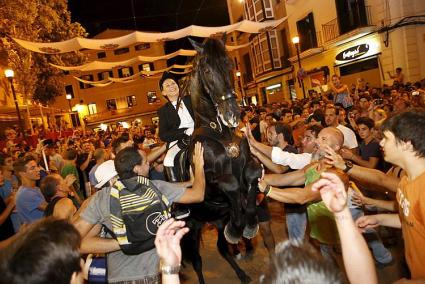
[180,36,262,283]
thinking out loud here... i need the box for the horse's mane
[179,38,233,110]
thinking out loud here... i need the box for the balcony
[322,5,373,43]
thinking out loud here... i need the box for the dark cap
[159,72,177,91]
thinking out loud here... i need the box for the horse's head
[189,36,240,128]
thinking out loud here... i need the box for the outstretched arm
[312,172,377,284]
[177,142,205,204]
[258,181,320,204]
[325,146,399,192]
[263,169,306,187]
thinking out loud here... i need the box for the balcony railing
[321,5,372,43]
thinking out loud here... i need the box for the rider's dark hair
[114,146,142,180]
[0,218,81,284]
[381,108,425,158]
[260,240,343,284]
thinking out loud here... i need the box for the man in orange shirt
[326,109,425,282]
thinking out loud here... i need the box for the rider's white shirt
[164,101,195,167]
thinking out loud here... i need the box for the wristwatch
[343,160,353,173]
[161,264,181,275]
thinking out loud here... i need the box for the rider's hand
[311,172,348,214]
[155,218,189,267]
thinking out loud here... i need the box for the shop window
[127,95,137,107]
[335,0,368,35]
[339,57,378,76]
[147,91,158,104]
[97,52,106,59]
[98,71,113,81]
[135,43,150,51]
[106,99,117,110]
[79,74,94,89]
[88,103,97,115]
[296,12,318,52]
[114,47,130,55]
[118,67,134,78]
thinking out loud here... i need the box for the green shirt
[61,164,84,201]
[305,165,339,245]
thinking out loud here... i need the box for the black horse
[179,36,263,283]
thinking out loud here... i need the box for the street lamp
[4,69,26,137]
[292,36,306,99]
[66,94,73,111]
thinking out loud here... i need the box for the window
[106,99,117,110]
[79,75,94,89]
[98,71,113,81]
[88,103,97,115]
[259,33,272,71]
[280,29,291,67]
[127,95,137,107]
[335,0,368,34]
[135,43,151,51]
[65,85,74,98]
[138,63,154,73]
[254,0,264,21]
[118,67,134,78]
[114,47,130,55]
[268,30,281,68]
[147,91,158,104]
[242,54,254,83]
[296,12,318,52]
[244,0,274,21]
[97,52,106,59]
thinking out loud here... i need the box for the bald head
[318,127,344,151]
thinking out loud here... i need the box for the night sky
[68,0,230,64]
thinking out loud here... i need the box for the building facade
[228,0,425,102]
[53,29,169,130]
[227,0,295,105]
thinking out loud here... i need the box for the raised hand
[311,172,348,213]
[155,218,189,267]
[192,142,204,171]
[64,174,77,187]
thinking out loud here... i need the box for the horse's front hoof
[224,224,241,244]
[242,224,259,239]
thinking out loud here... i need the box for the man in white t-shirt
[325,106,358,151]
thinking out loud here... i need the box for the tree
[0,0,87,104]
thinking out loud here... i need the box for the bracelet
[161,264,181,275]
[264,185,272,196]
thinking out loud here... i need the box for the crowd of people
[0,70,424,284]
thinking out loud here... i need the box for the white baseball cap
[95,160,117,188]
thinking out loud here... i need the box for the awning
[12,18,286,54]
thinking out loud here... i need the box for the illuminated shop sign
[335,44,369,62]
